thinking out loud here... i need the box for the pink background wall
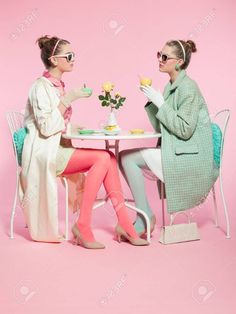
[1,0,235,218]
[1,1,236,313]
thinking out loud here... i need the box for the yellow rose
[115,92,121,98]
[140,77,152,86]
[102,81,114,93]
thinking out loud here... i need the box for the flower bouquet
[98,82,126,134]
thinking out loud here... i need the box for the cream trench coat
[19,77,84,242]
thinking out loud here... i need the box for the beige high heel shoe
[115,225,149,246]
[72,224,105,249]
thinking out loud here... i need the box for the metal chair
[211,109,231,238]
[160,109,231,240]
[144,109,231,240]
[6,111,25,239]
[6,111,70,240]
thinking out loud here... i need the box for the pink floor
[1,187,236,314]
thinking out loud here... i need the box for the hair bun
[36,35,51,49]
[186,40,197,53]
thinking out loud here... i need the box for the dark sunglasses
[52,52,75,62]
[157,51,178,63]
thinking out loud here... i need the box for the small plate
[79,129,95,135]
[103,130,120,135]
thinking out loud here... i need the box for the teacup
[140,77,152,86]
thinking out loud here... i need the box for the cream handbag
[159,211,200,245]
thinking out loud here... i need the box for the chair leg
[212,185,219,227]
[160,182,166,243]
[161,182,165,227]
[10,173,19,239]
[125,202,151,243]
[219,171,231,239]
[62,177,69,241]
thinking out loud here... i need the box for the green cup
[82,87,93,96]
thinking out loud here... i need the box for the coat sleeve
[156,83,202,140]
[29,81,65,137]
[144,102,161,133]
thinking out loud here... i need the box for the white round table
[63,130,161,158]
[62,129,161,242]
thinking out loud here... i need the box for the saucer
[103,129,120,135]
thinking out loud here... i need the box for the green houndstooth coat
[145,70,218,213]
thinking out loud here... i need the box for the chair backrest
[212,109,230,171]
[6,111,25,168]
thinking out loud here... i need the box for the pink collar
[43,71,65,88]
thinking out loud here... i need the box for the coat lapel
[163,70,186,100]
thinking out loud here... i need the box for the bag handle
[169,211,192,226]
[160,182,192,228]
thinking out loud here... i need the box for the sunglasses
[52,52,75,62]
[157,51,178,63]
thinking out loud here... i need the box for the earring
[175,64,180,71]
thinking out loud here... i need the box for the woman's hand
[61,87,92,108]
[72,124,85,132]
[140,85,164,107]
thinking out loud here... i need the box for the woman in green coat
[119,39,218,236]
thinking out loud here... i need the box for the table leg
[105,139,120,159]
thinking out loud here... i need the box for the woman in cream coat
[20,35,148,248]
[120,39,218,236]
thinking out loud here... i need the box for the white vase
[104,106,121,134]
[107,106,120,128]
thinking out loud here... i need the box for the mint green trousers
[119,148,155,233]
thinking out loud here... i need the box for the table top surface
[63,130,161,140]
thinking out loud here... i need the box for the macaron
[79,129,94,135]
[130,128,145,134]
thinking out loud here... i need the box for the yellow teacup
[140,77,152,86]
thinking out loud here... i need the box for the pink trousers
[62,148,138,242]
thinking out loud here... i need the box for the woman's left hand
[72,124,85,131]
[140,86,164,107]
